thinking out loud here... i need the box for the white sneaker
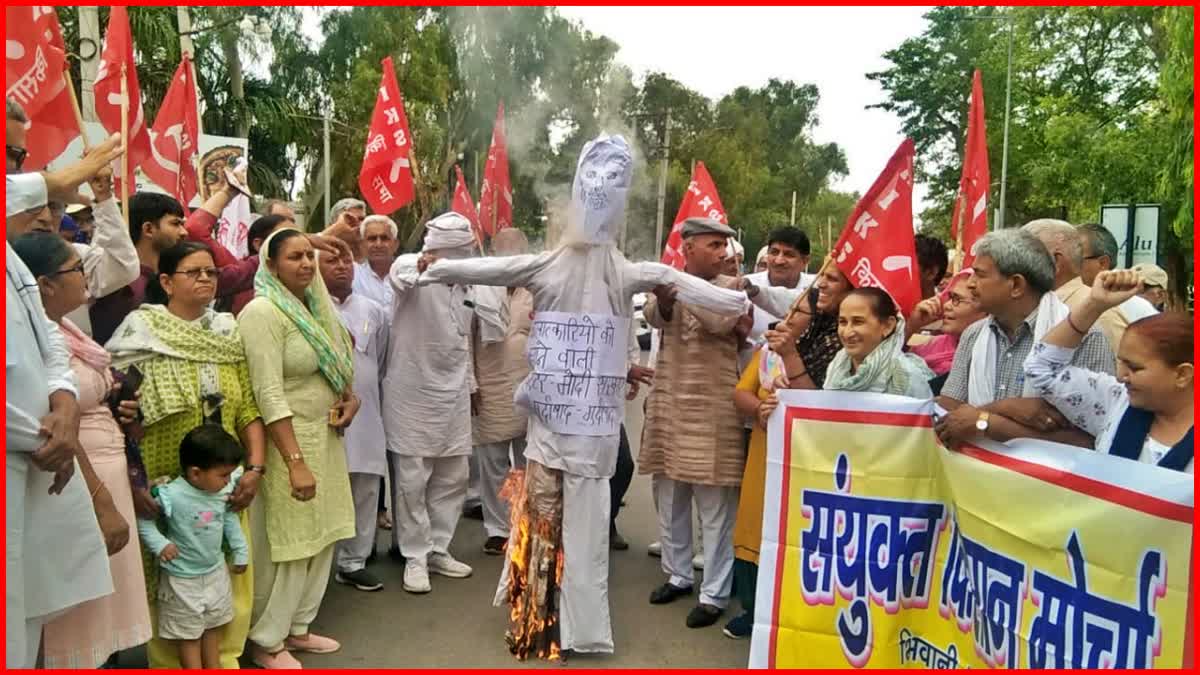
[693,553,705,571]
[647,541,662,557]
[403,560,432,594]
[428,552,473,578]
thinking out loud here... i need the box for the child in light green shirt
[137,424,250,669]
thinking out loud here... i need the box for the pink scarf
[910,334,959,376]
[59,318,113,373]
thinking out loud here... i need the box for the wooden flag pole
[119,63,130,226]
[952,188,966,274]
[63,70,92,151]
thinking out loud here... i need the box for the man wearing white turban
[408,135,749,659]
[384,212,480,595]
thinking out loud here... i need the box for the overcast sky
[556,5,933,215]
[297,6,932,214]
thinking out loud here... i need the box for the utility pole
[790,191,797,225]
[323,113,332,225]
[78,6,101,122]
[653,112,671,256]
[997,15,1014,229]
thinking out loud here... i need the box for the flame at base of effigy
[499,463,566,662]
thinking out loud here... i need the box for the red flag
[141,57,200,210]
[478,102,512,235]
[452,165,483,244]
[358,56,415,214]
[5,6,78,169]
[93,6,152,191]
[950,69,990,268]
[660,161,727,269]
[832,139,921,316]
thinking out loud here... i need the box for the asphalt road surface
[120,356,751,668]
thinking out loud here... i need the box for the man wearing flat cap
[1133,263,1170,312]
[639,216,753,629]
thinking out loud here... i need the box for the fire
[499,466,565,662]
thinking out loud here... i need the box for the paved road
[303,385,751,669]
[120,359,751,668]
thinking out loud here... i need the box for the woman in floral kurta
[106,242,267,669]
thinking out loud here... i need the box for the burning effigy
[411,134,748,659]
[498,465,564,661]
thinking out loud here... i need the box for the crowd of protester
[7,95,1192,668]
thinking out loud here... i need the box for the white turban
[422,211,477,253]
[727,238,744,258]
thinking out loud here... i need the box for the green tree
[869,6,1171,247]
[1156,5,1193,303]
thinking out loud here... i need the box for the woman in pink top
[905,269,986,394]
[12,232,152,667]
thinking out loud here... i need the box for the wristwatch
[975,411,991,433]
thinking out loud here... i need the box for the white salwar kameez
[7,235,112,668]
[330,293,390,573]
[384,241,477,563]
[415,134,749,655]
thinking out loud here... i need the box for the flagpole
[63,71,92,151]
[119,62,130,226]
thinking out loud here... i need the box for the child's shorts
[157,566,234,641]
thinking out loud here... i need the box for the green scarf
[254,229,354,394]
[822,317,934,397]
[105,305,246,426]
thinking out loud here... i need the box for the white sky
[295,6,932,215]
[556,5,933,216]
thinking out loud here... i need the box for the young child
[137,424,250,669]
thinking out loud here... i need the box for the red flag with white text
[94,6,152,191]
[358,56,415,214]
[4,6,78,170]
[950,69,990,268]
[452,165,483,244]
[142,57,200,210]
[832,138,921,316]
[478,102,512,235]
[477,102,511,234]
[660,161,727,269]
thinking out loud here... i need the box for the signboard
[1099,203,1160,268]
[46,120,248,209]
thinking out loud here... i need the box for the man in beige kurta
[638,217,750,629]
[471,228,535,555]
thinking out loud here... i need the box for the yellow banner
[751,391,1194,669]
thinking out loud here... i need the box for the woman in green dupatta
[823,287,934,399]
[105,241,268,669]
[237,228,358,669]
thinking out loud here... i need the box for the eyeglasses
[6,145,28,171]
[173,267,220,280]
[946,293,975,307]
[1082,254,1107,261]
[48,262,85,278]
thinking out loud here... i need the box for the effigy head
[564,134,633,247]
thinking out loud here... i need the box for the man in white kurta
[322,248,390,593]
[471,228,535,555]
[7,172,112,668]
[413,135,749,658]
[384,214,479,594]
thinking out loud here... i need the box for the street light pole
[654,112,671,256]
[997,17,1013,229]
[323,113,332,225]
